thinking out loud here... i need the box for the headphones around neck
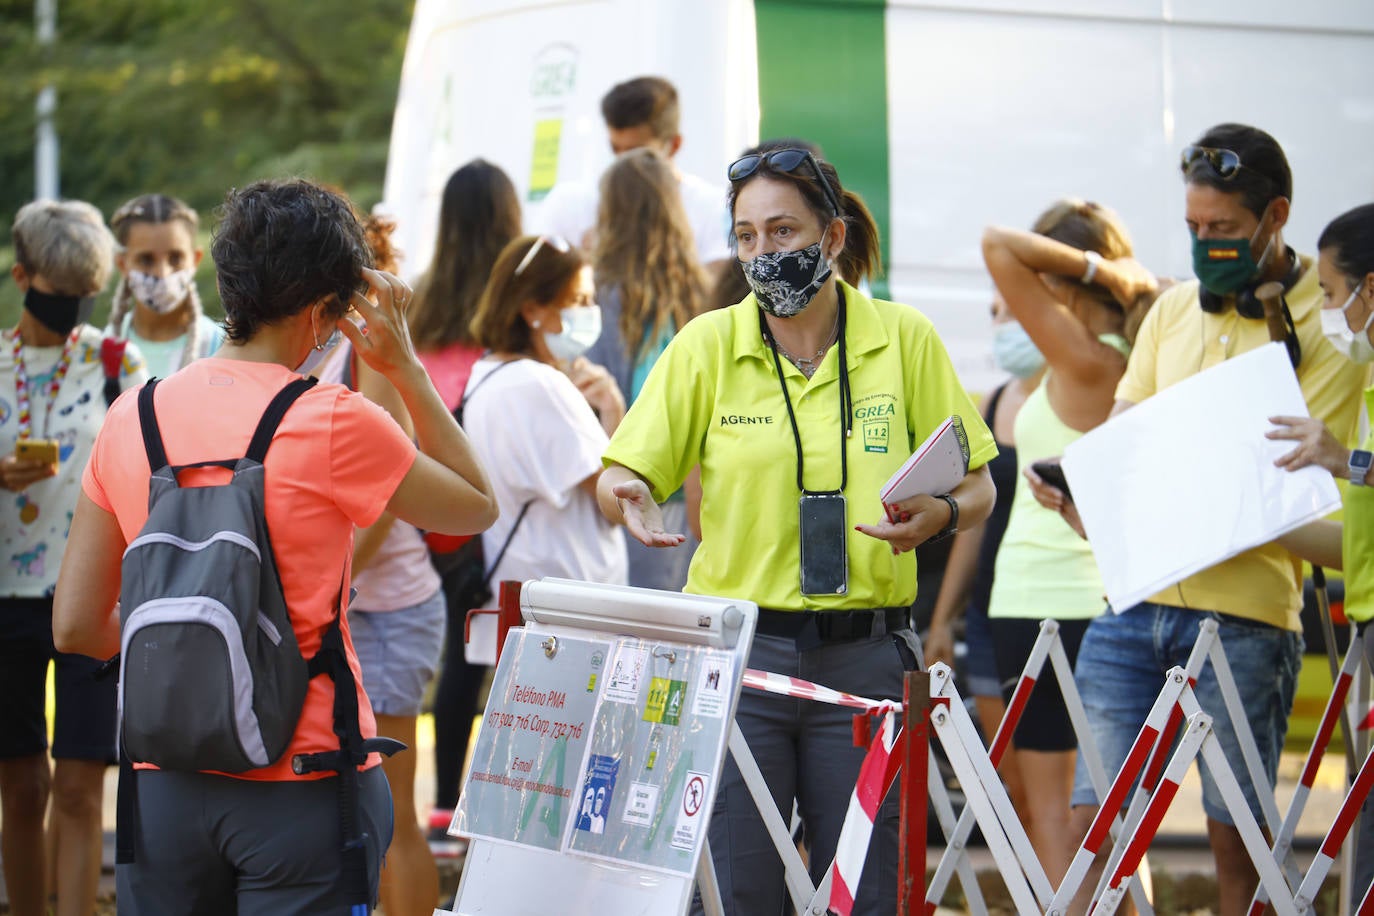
[1198,245,1303,319]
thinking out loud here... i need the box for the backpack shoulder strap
[245,377,319,464]
[482,500,533,588]
[454,355,518,421]
[136,378,167,472]
[102,337,129,409]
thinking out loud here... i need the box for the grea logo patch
[852,393,897,454]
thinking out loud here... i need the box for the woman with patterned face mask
[598,141,998,915]
[107,194,225,378]
[979,199,1158,884]
[462,236,629,593]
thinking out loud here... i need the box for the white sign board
[447,579,756,916]
[1062,343,1341,612]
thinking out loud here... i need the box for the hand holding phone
[1029,459,1072,501]
[15,438,60,469]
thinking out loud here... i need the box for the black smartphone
[799,493,848,596]
[1030,459,1073,501]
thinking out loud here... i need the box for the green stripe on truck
[754,0,891,297]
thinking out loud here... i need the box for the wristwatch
[932,494,959,541]
[1080,250,1102,285]
[1350,449,1373,486]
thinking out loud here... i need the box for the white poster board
[447,579,757,916]
[1062,343,1341,612]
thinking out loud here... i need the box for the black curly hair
[210,179,373,342]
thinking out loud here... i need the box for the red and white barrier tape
[742,668,903,715]
[827,711,902,916]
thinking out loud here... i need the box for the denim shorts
[962,600,1001,699]
[1070,602,1302,827]
[348,589,446,717]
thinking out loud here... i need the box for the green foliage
[0,0,412,325]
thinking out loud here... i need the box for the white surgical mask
[544,304,602,362]
[128,268,196,315]
[1321,287,1374,364]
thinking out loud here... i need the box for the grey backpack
[118,376,317,772]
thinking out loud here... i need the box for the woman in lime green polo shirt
[1269,201,1374,903]
[597,142,996,915]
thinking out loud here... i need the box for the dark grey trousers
[695,624,919,915]
[116,766,392,915]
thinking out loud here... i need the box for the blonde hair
[593,148,707,359]
[107,193,206,370]
[12,199,114,296]
[1033,198,1153,344]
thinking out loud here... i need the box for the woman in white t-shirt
[465,235,628,586]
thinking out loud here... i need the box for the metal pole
[35,0,59,200]
[897,670,929,915]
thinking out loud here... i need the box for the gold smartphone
[16,439,60,467]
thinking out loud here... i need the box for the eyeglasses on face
[513,235,572,277]
[728,148,842,218]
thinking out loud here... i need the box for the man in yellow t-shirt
[1065,123,1364,914]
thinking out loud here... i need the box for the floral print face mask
[741,235,833,318]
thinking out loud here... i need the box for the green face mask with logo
[1190,204,1275,296]
[1191,235,1261,295]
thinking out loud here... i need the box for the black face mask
[23,288,94,337]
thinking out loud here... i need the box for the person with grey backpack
[52,179,497,915]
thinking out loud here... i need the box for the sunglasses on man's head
[728,148,842,218]
[514,235,572,277]
[1180,145,1245,180]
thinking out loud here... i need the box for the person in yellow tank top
[980,200,1158,885]
[1268,202,1374,905]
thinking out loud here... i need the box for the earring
[311,308,325,350]
[531,319,542,329]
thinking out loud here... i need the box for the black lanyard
[759,289,853,495]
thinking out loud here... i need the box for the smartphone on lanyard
[799,493,848,596]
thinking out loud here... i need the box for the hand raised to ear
[339,268,420,380]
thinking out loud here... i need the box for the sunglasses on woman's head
[514,235,572,277]
[728,148,842,218]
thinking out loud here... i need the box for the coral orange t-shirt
[82,357,417,781]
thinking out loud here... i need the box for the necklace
[771,315,840,379]
[12,326,81,440]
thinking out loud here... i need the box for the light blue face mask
[544,304,602,362]
[992,321,1045,379]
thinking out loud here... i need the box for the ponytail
[836,189,882,287]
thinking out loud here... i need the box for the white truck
[383,0,1374,392]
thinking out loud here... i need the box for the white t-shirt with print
[533,169,731,263]
[0,325,148,597]
[462,357,627,587]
